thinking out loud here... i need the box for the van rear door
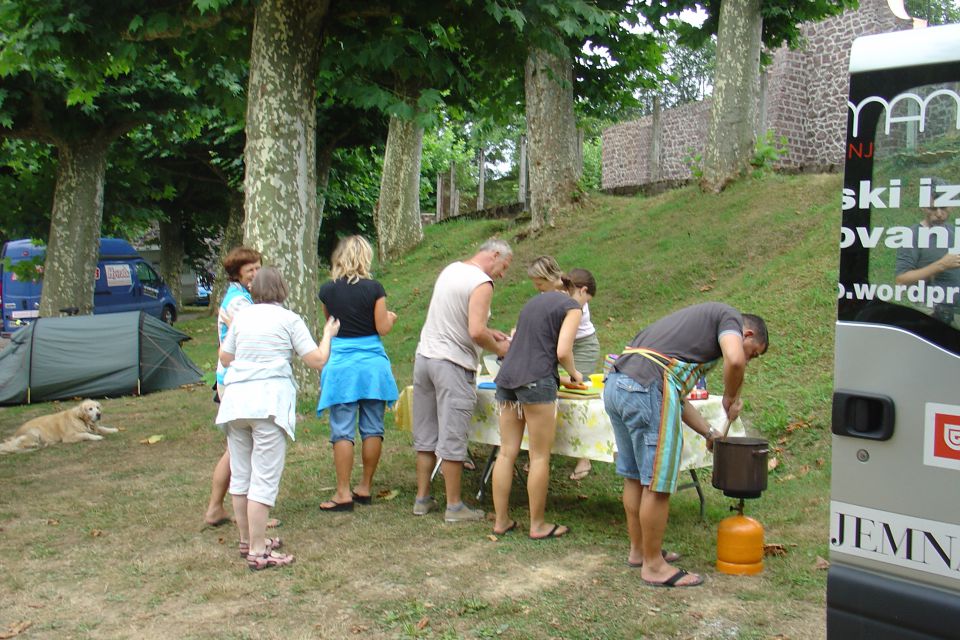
[828,24,960,639]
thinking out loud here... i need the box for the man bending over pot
[603,302,768,588]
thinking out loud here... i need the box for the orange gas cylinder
[716,514,764,575]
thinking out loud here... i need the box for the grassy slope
[383,172,840,440]
[0,172,843,640]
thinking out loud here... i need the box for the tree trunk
[158,209,185,308]
[317,142,334,222]
[210,193,245,317]
[376,111,424,263]
[243,0,328,389]
[524,47,580,231]
[700,0,762,193]
[39,137,110,318]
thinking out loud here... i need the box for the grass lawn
[0,172,841,639]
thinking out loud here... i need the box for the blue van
[1,238,178,336]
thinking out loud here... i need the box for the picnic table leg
[689,469,706,521]
[476,446,499,501]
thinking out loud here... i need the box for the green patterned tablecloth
[467,381,744,471]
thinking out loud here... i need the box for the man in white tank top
[412,238,513,521]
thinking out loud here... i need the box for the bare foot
[204,507,232,527]
[569,459,591,480]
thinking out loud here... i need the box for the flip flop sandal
[627,549,682,567]
[642,568,704,588]
[351,492,372,505]
[492,520,519,536]
[529,524,571,540]
[246,550,295,571]
[319,500,354,512]
[238,536,283,558]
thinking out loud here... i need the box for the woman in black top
[316,236,398,511]
[490,271,593,539]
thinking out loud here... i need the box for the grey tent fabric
[0,311,202,404]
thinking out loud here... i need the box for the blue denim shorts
[495,375,559,404]
[603,372,662,484]
[328,400,386,444]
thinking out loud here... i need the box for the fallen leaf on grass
[116,426,127,432]
[814,556,830,570]
[46,519,60,526]
[416,616,429,630]
[377,489,399,501]
[778,474,796,482]
[25,604,43,610]
[798,464,810,476]
[0,621,32,639]
[577,494,589,500]
[139,435,164,445]
[816,458,825,467]
[90,529,104,537]
[786,420,812,433]
[487,534,499,542]
[350,625,369,634]
[764,543,789,557]
[699,284,713,292]
[217,537,226,545]
[767,457,779,471]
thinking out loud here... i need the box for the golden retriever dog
[0,400,117,454]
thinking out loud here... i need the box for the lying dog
[0,400,117,454]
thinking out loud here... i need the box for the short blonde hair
[249,266,288,304]
[527,255,562,283]
[330,235,373,284]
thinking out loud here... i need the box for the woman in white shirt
[217,266,339,571]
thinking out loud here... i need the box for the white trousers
[225,418,287,507]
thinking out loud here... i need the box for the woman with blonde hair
[316,236,399,511]
[525,257,601,480]
[217,266,339,570]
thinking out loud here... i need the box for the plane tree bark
[376,105,424,263]
[700,0,762,193]
[39,135,115,317]
[525,46,581,231]
[242,0,329,388]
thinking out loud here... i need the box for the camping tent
[0,311,203,404]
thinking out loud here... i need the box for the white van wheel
[161,306,176,325]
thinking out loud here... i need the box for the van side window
[135,262,161,287]
[839,77,960,356]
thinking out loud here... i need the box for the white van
[828,23,960,639]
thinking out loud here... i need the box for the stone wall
[602,0,912,191]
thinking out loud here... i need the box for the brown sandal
[246,550,295,571]
[238,537,282,558]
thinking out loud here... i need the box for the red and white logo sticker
[925,403,960,470]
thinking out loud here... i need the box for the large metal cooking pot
[712,437,769,499]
